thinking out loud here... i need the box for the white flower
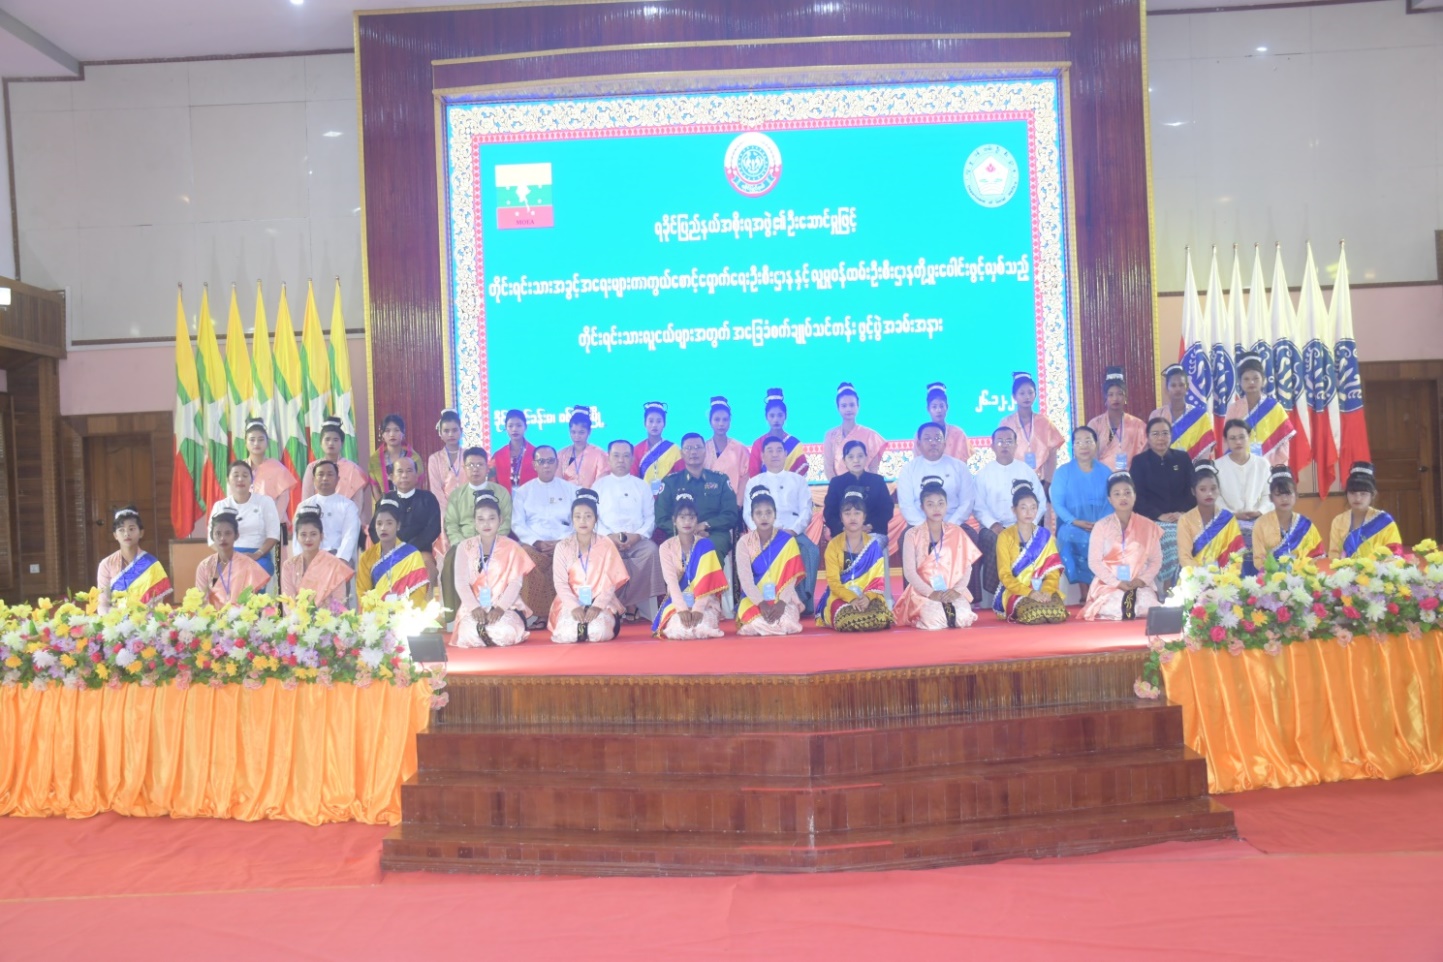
[62,672,83,689]
[302,626,324,648]
[115,648,136,667]
[1364,601,1387,622]
[2,631,22,649]
[1302,614,1321,632]
[1422,610,1437,625]
[31,649,57,669]
[101,622,126,643]
[227,644,250,661]
[359,647,384,669]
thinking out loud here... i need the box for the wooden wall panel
[358,0,1156,443]
[0,394,14,593]
[7,357,62,598]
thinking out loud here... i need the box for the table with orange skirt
[0,679,433,824]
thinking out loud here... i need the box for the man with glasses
[511,445,578,626]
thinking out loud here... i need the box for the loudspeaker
[1145,605,1185,636]
[407,631,448,663]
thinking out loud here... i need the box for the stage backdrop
[357,0,1156,458]
[443,78,1074,457]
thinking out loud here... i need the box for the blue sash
[1344,512,1397,558]
[639,440,676,477]
[1192,509,1238,558]
[993,526,1051,615]
[370,542,419,583]
[1275,515,1315,559]
[110,552,159,594]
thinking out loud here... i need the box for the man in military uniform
[655,432,740,563]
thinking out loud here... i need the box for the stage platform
[384,613,1233,876]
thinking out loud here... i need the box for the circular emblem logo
[724,132,782,197]
[963,145,1020,208]
[1272,339,1302,408]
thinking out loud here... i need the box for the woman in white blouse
[207,460,282,576]
[1214,418,1272,559]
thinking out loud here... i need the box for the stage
[443,609,1148,677]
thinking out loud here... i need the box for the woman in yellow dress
[1175,460,1245,571]
[818,488,894,632]
[994,480,1067,625]
[1328,462,1403,559]
[1252,466,1324,568]
[95,507,172,613]
[356,498,432,607]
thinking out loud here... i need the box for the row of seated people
[98,451,1400,647]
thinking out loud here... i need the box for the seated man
[972,426,1047,598]
[898,421,976,529]
[594,439,667,622]
[365,455,441,588]
[745,436,819,615]
[511,445,578,626]
[440,446,513,626]
[291,459,362,566]
[654,433,739,563]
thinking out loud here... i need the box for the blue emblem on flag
[1249,340,1274,394]
[1334,338,1362,414]
[1183,343,1211,408]
[1210,344,1236,416]
[1273,338,1303,412]
[1303,338,1336,413]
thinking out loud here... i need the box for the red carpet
[4,774,1443,960]
[447,607,1145,675]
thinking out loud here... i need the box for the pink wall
[57,336,372,441]
[1154,283,1443,377]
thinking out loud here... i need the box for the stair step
[381,797,1237,875]
[418,702,1184,777]
[399,748,1209,833]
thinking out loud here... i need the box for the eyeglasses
[535,457,558,465]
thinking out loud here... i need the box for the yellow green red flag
[272,285,308,479]
[250,281,282,464]
[171,288,206,538]
[194,286,230,508]
[224,286,257,461]
[327,278,358,462]
[300,280,331,462]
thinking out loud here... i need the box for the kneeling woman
[196,511,271,606]
[895,476,981,630]
[1329,462,1403,560]
[1176,460,1245,571]
[736,488,807,636]
[453,491,535,648]
[549,489,630,643]
[1252,466,1325,568]
[1081,472,1164,622]
[281,506,354,608]
[357,498,432,607]
[96,506,172,613]
[653,492,729,640]
[995,480,1067,625]
[818,488,894,632]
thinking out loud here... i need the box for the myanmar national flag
[300,281,331,461]
[171,289,206,538]
[224,286,257,461]
[327,278,359,462]
[194,287,230,509]
[272,286,308,480]
[495,162,553,230]
[251,282,282,464]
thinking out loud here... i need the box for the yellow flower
[140,646,157,660]
[1401,586,1413,599]
[25,641,41,653]
[96,664,110,679]
[3,655,20,669]
[124,661,141,674]
[1232,605,1244,620]
[1382,583,1396,596]
[1355,575,1371,588]
[60,654,76,668]
[224,661,237,677]
[1416,539,1438,553]
[1341,595,1354,607]
[1428,552,1443,566]
[1250,611,1268,627]
[200,638,213,652]
[378,666,393,679]
[36,597,53,611]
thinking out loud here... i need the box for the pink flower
[1387,603,1400,615]
[429,692,450,710]
[1241,620,1256,633]
[1421,597,1440,611]
[1191,605,1207,620]
[1159,649,1175,665]
[1227,639,1245,656]
[1343,605,1361,620]
[1336,629,1354,647]
[1313,603,1328,618]
[1209,626,1227,643]
[1278,608,1292,623]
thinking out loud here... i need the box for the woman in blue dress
[1049,425,1111,592]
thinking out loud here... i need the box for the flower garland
[0,588,449,708]
[1135,539,1442,699]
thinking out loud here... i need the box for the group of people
[95,367,1405,643]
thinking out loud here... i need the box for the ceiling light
[290,0,304,6]
[323,131,343,138]
[1256,46,1268,52]
[1163,121,1186,127]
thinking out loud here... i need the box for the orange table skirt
[1162,631,1443,794]
[0,681,433,824]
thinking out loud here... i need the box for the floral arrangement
[1136,539,1443,699]
[0,588,448,707]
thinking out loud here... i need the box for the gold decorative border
[440,67,1077,451]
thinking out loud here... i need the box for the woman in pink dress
[1082,471,1164,622]
[821,382,885,478]
[748,388,811,478]
[196,512,272,606]
[702,395,751,507]
[912,381,972,463]
[557,404,609,489]
[242,418,298,521]
[301,417,374,531]
[453,491,535,648]
[999,372,1066,485]
[894,476,981,630]
[280,506,354,608]
[654,494,728,640]
[1087,366,1148,472]
[427,409,467,506]
[547,489,630,643]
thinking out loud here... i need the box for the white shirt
[974,458,1047,529]
[290,493,361,565]
[209,492,280,551]
[897,454,975,527]
[744,470,813,534]
[1216,454,1273,515]
[594,472,655,539]
[511,477,579,545]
